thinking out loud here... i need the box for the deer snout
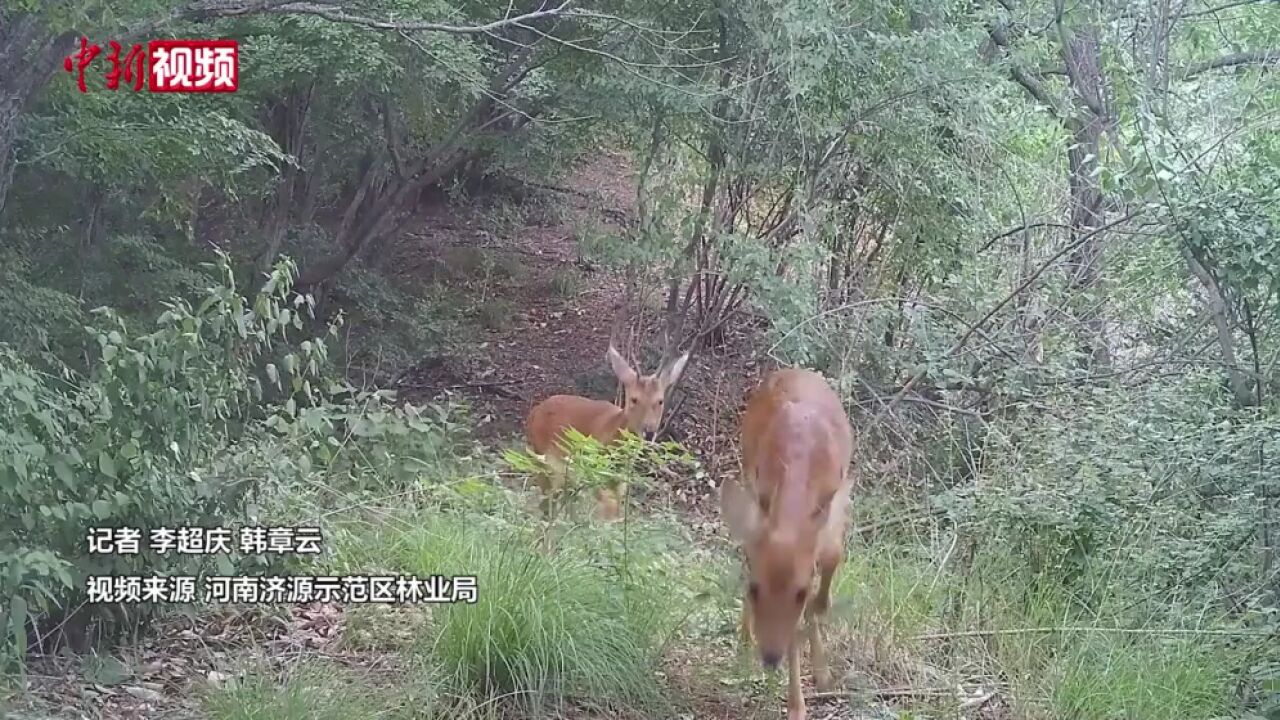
[761,650,782,669]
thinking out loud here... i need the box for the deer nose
[642,430,657,441]
[761,651,781,669]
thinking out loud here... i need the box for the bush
[0,254,455,670]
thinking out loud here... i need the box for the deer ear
[607,345,637,386]
[720,476,762,544]
[660,351,690,388]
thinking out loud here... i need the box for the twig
[443,379,522,390]
[849,510,941,535]
[874,208,1143,423]
[960,690,998,710]
[1182,48,1280,78]
[807,686,951,701]
[911,625,1277,641]
[263,1,574,34]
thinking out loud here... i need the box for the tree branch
[261,2,574,34]
[1181,49,1280,78]
[873,208,1144,422]
[987,21,1071,123]
[1182,0,1274,19]
[1054,0,1105,117]
[117,0,573,41]
[977,221,1073,253]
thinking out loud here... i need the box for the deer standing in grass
[524,344,689,520]
[720,368,854,720]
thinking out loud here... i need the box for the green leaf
[215,553,235,576]
[54,459,75,488]
[98,451,117,479]
[8,596,27,660]
[92,499,112,520]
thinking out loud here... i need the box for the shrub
[0,254,455,670]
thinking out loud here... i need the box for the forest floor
[6,153,929,720]
[389,149,768,525]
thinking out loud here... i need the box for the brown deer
[524,344,689,520]
[720,368,854,720]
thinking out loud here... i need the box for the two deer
[525,345,852,720]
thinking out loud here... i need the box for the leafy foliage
[1,0,1279,715]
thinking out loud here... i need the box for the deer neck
[598,404,631,442]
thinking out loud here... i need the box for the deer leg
[738,593,753,657]
[786,635,806,720]
[808,550,841,691]
[594,487,619,521]
[807,530,844,692]
[539,455,568,520]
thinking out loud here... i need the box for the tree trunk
[0,14,72,222]
[1060,22,1112,369]
[292,42,542,290]
[257,83,315,274]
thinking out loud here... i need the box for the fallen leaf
[124,686,163,702]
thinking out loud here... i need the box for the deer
[720,368,854,720]
[524,343,689,521]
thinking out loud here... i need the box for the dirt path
[392,150,634,435]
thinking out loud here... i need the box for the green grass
[814,507,1262,720]
[205,658,448,720]
[328,510,687,716]
[201,464,1272,720]
[1049,634,1233,720]
[831,540,947,642]
[549,266,585,298]
[475,298,515,331]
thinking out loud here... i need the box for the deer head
[721,474,836,668]
[606,344,689,441]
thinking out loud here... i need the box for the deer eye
[748,582,759,603]
[794,588,807,605]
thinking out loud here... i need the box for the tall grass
[205,658,447,720]
[822,496,1266,720]
[330,510,684,716]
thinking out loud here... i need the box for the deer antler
[657,317,680,373]
[607,298,630,354]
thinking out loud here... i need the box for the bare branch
[873,208,1145,421]
[121,0,320,39]
[118,0,572,41]
[1181,0,1274,20]
[1181,48,1280,78]
[977,221,1073,253]
[912,626,1277,641]
[261,1,573,34]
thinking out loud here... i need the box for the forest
[1,1,1278,718]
